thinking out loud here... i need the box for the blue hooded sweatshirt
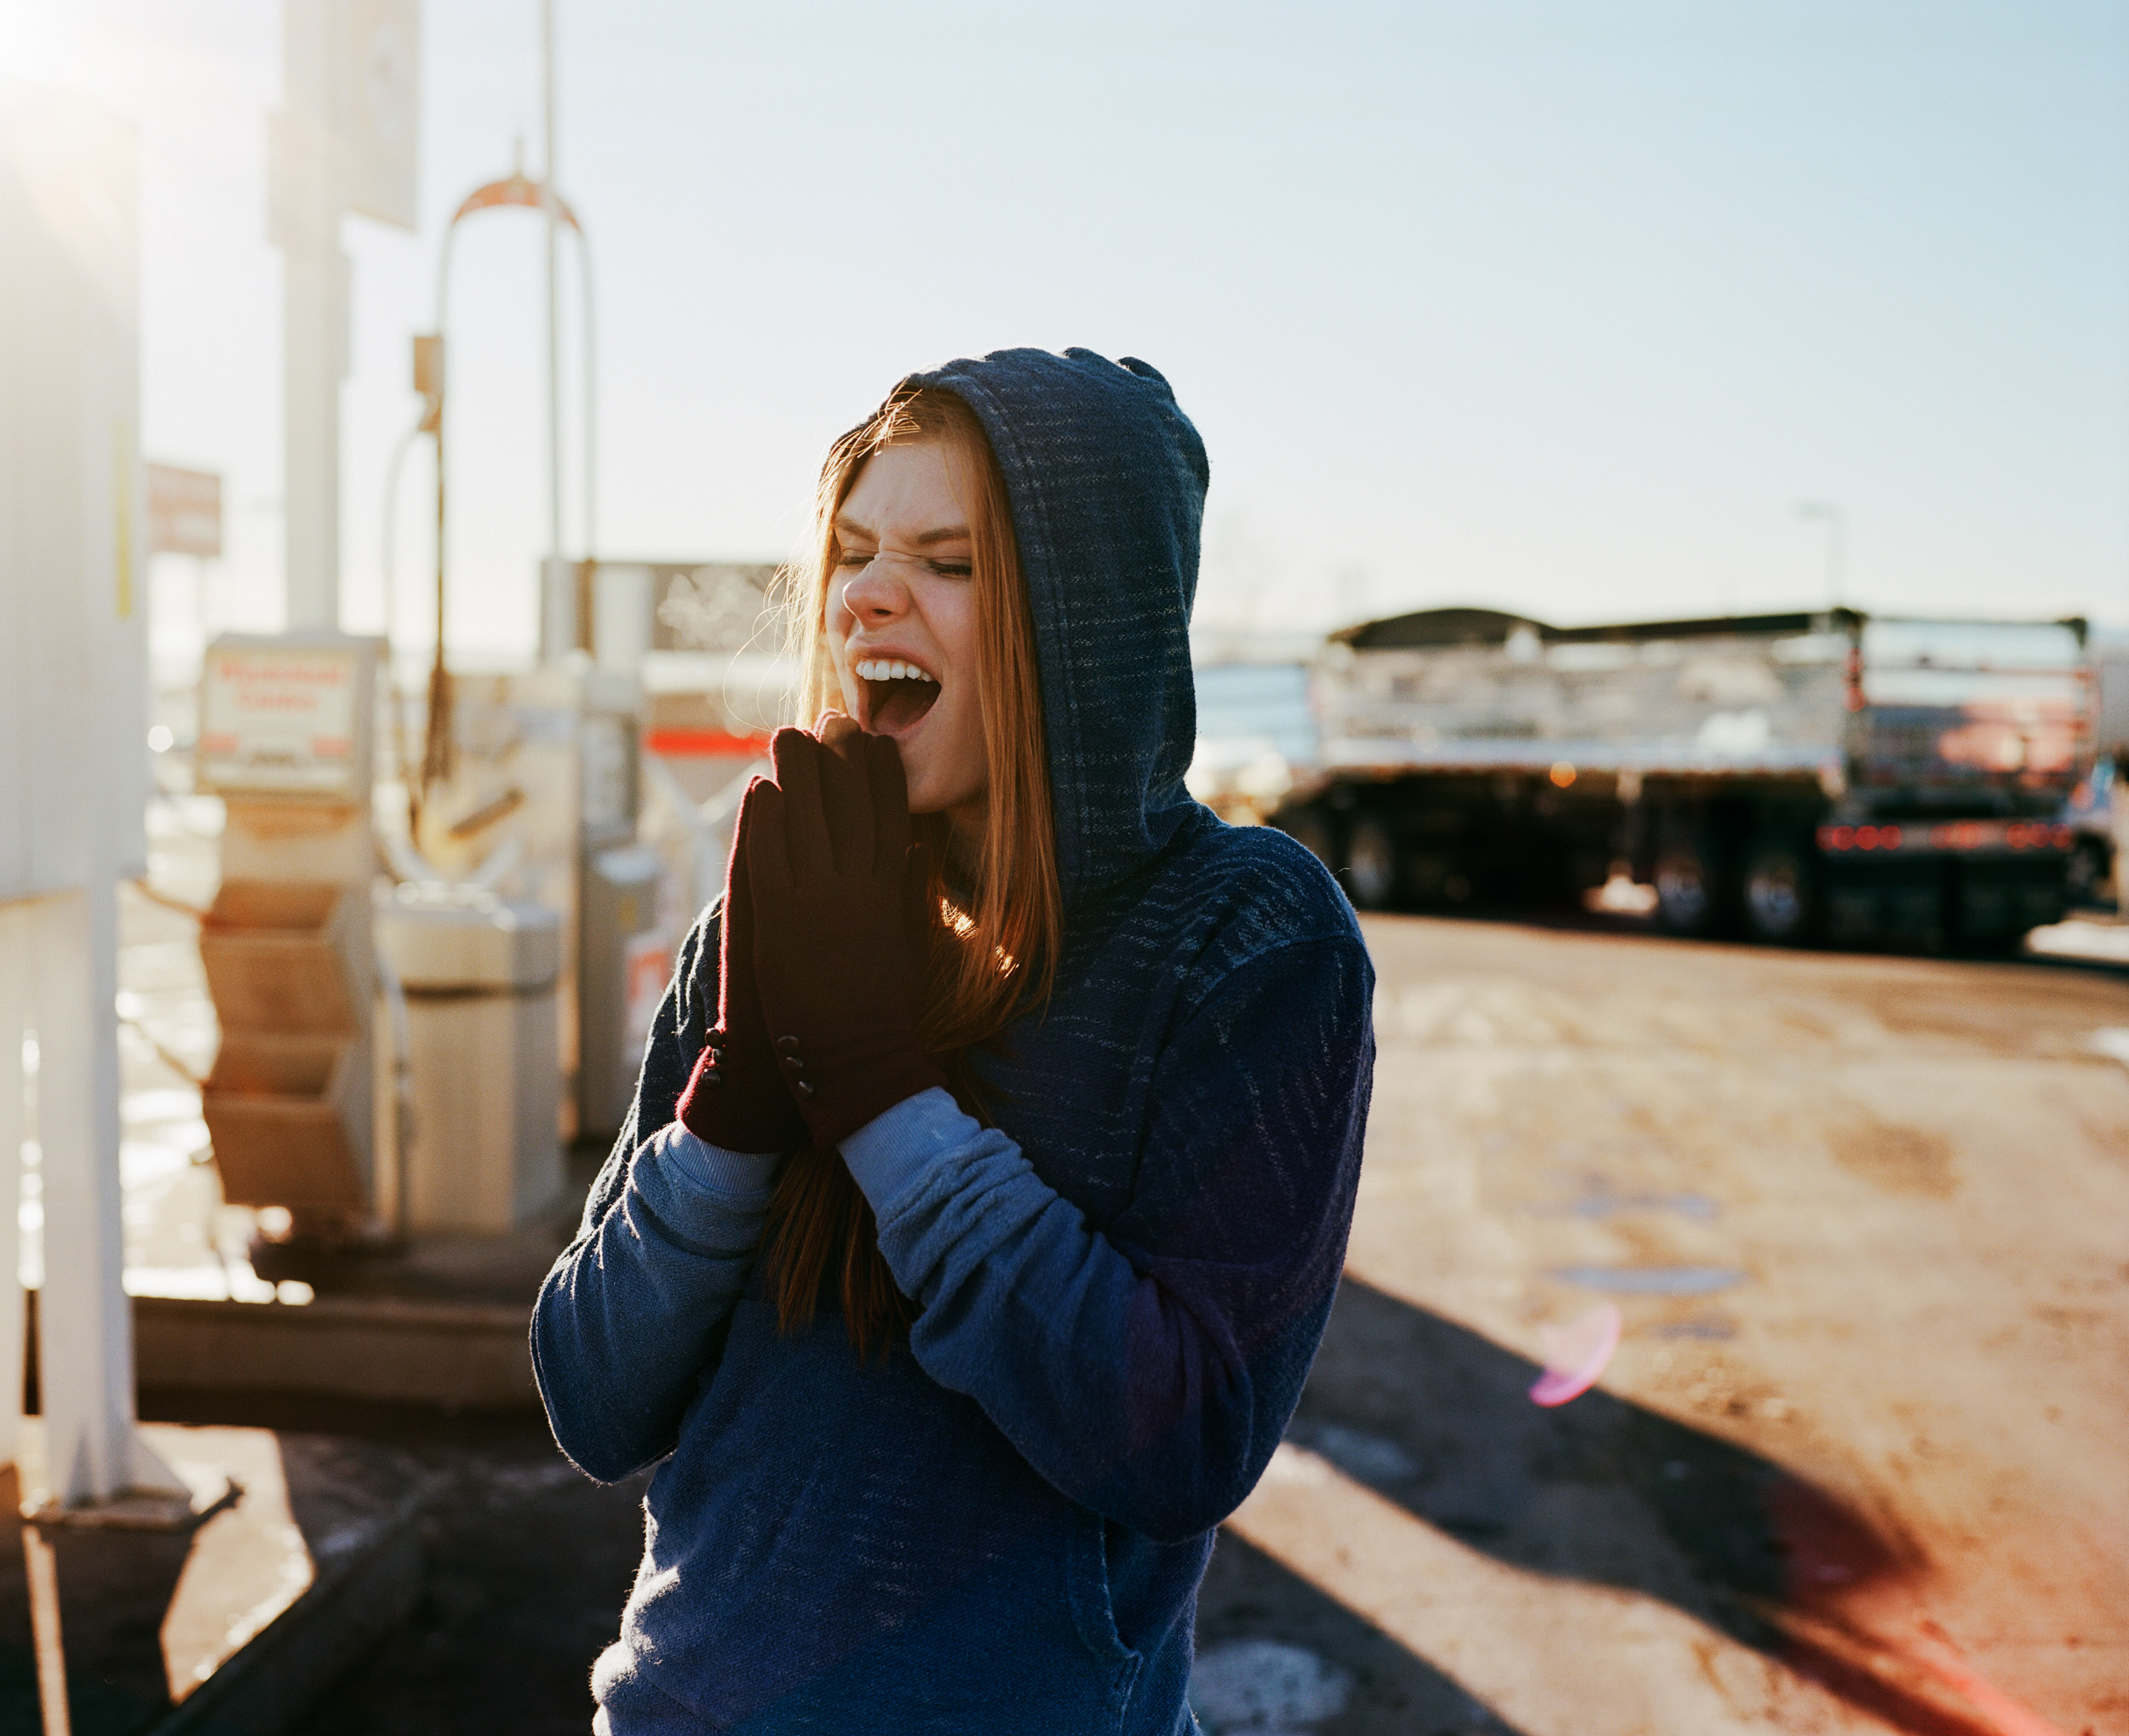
[532,348,1375,1735]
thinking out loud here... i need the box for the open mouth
[854,657,941,733]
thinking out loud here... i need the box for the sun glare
[0,7,223,124]
[0,5,79,91]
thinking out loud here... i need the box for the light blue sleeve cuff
[662,1123,782,1199]
[840,1087,984,1217]
[629,1121,780,1252]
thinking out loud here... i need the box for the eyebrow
[833,515,972,548]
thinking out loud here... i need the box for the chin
[899,769,938,814]
[905,774,982,821]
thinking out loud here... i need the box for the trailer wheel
[2066,836,2112,908]
[1345,814,1399,910]
[1653,834,1726,937]
[1741,836,1814,944]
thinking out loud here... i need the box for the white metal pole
[0,904,25,1473]
[577,226,596,559]
[543,0,564,570]
[32,888,132,1504]
[1796,501,1846,611]
[278,0,348,632]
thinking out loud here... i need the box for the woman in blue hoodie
[534,348,1375,1734]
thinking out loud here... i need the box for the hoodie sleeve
[840,933,1374,1544]
[531,902,783,1482]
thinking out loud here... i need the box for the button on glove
[674,779,812,1155]
[746,718,945,1149]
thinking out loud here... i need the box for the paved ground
[120,901,2129,1735]
[131,1391,652,1736]
[1203,912,2129,1736]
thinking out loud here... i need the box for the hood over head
[905,347,1208,919]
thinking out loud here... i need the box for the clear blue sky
[9,0,2127,664]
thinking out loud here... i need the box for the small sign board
[197,634,379,802]
[342,0,422,231]
[146,463,221,558]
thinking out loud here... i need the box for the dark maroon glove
[746,719,946,1148]
[674,781,812,1154]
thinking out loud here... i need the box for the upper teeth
[856,659,937,684]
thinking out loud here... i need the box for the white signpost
[0,86,185,1508]
[270,0,422,633]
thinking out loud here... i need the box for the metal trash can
[376,886,563,1235]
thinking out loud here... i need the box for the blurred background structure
[2,0,2126,664]
[1,3,2126,1733]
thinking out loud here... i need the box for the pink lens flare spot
[1528,1303,1622,1407]
[1909,1624,2076,1736]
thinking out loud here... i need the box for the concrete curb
[135,1293,539,1411]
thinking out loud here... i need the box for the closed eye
[836,549,972,579]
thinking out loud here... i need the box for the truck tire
[1653,834,1726,937]
[1345,814,1399,910]
[1741,836,1814,944]
[2066,836,2112,908]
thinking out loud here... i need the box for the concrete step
[30,1223,556,1412]
[135,1294,538,1412]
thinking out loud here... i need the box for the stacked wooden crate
[200,879,375,1217]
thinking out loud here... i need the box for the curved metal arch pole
[426,180,594,620]
[571,218,596,559]
[419,217,463,804]
[418,181,586,798]
[377,417,428,826]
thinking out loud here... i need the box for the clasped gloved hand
[745,717,946,1149]
[674,781,813,1155]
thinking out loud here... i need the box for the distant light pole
[542,0,565,606]
[1796,501,1846,609]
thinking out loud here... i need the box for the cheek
[823,584,857,655]
[937,604,985,753]
[946,685,989,783]
[823,613,857,688]
[937,596,984,684]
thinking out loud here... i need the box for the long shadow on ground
[0,1464,191,1736]
[135,1393,650,1736]
[1287,1278,1994,1736]
[1197,1531,1529,1736]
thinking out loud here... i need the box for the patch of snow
[1190,1640,1353,1734]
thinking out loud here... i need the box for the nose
[840,557,910,626]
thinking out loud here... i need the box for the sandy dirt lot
[1202,913,2129,1736]
[243,910,2129,1735]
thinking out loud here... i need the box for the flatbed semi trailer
[1193,606,2089,947]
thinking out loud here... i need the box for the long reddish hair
[761,385,1062,1354]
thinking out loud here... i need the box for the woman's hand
[746,717,945,1148]
[674,779,812,1154]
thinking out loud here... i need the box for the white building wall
[0,85,164,1504]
